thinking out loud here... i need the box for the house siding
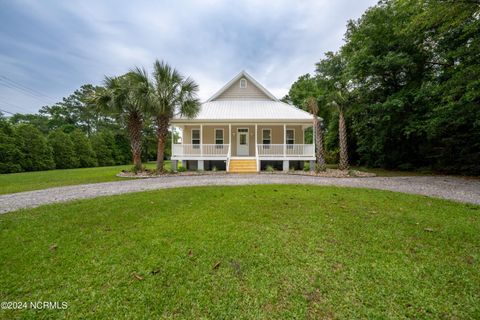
[213,78,271,101]
[257,125,304,144]
[182,124,304,157]
[183,125,230,145]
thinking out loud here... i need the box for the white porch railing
[172,144,230,156]
[172,144,314,157]
[257,144,314,157]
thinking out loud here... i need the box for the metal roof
[172,70,314,123]
[172,100,313,123]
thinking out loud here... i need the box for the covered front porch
[170,122,316,172]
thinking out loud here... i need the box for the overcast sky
[0,0,377,114]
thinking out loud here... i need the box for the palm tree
[329,91,349,170]
[306,97,326,172]
[150,60,200,173]
[93,68,151,171]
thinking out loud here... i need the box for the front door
[237,128,249,156]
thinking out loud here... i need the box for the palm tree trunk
[314,116,326,171]
[338,108,349,170]
[127,112,143,171]
[156,115,170,173]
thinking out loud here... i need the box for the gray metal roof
[172,100,313,122]
[172,71,314,123]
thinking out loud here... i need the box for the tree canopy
[287,0,480,175]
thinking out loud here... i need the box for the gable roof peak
[207,70,279,102]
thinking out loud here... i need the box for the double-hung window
[215,129,224,149]
[192,129,200,149]
[262,129,271,150]
[286,129,294,149]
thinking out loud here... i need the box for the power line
[0,79,55,105]
[0,81,54,106]
[0,98,32,113]
[0,75,58,101]
[0,107,15,115]
[0,78,57,105]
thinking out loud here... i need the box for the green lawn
[0,185,478,319]
[0,161,170,195]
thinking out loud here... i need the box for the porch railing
[172,144,229,156]
[172,143,314,157]
[257,144,314,157]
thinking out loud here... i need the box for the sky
[0,0,377,114]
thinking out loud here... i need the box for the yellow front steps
[228,159,257,173]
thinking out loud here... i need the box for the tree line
[0,60,200,174]
[286,0,479,175]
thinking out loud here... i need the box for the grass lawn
[0,185,478,319]
[0,161,171,195]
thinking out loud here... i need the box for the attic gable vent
[239,78,247,88]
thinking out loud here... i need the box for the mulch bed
[264,169,376,178]
[117,168,375,178]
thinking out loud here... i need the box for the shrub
[265,165,274,173]
[15,124,55,171]
[90,133,114,167]
[325,149,339,165]
[0,119,23,173]
[177,166,187,172]
[48,130,79,169]
[70,129,97,167]
[113,133,131,165]
[303,162,310,172]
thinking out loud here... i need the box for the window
[240,78,247,88]
[262,129,271,144]
[215,129,224,149]
[286,129,294,149]
[192,129,200,148]
[238,128,248,146]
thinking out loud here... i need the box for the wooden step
[229,159,257,173]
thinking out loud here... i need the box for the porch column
[171,124,175,158]
[283,124,286,157]
[198,160,204,171]
[200,124,203,157]
[309,160,315,172]
[312,122,316,157]
[255,123,258,172]
[283,160,289,172]
[172,160,178,172]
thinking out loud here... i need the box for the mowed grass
[0,161,170,195]
[0,185,479,319]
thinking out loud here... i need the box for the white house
[171,71,316,173]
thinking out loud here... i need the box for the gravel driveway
[1,174,479,214]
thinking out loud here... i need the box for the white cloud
[0,0,377,113]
